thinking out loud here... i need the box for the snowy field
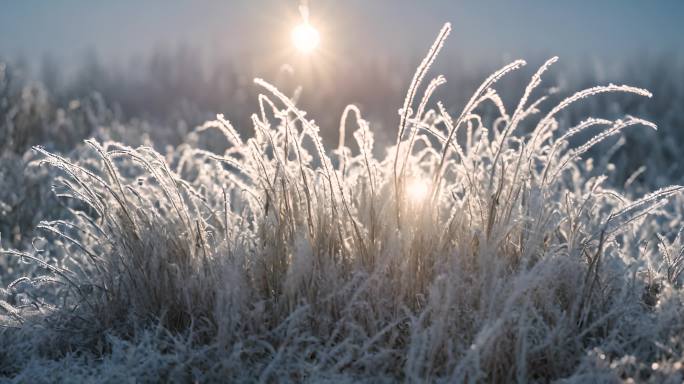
[2,10,684,383]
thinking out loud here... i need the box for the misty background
[1,0,683,160]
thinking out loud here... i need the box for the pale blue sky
[1,0,682,72]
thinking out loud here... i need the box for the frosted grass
[1,23,684,382]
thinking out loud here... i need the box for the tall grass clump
[2,23,684,382]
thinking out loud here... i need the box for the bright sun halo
[406,179,430,203]
[291,22,320,54]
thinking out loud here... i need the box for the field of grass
[2,23,684,382]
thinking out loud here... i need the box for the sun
[406,179,430,203]
[291,22,320,54]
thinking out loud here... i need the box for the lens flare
[291,23,320,54]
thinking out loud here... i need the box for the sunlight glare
[291,22,320,54]
[406,179,430,203]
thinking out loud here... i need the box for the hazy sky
[1,0,683,72]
